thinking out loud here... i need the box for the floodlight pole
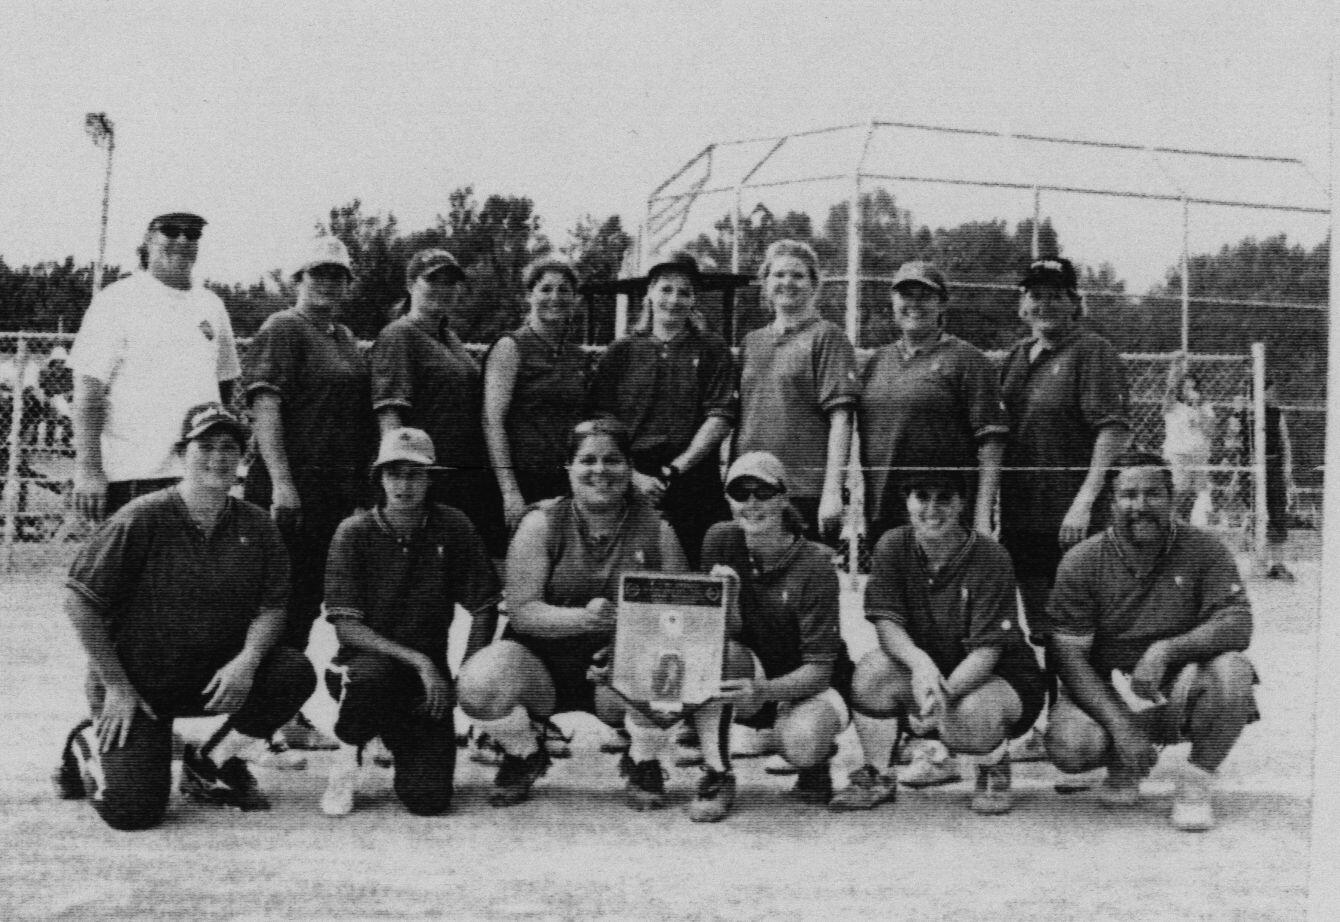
[85,113,116,295]
[1031,188,1041,258]
[1180,197,1191,353]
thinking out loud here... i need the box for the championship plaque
[613,572,732,714]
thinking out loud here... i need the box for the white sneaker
[763,753,797,775]
[731,725,780,758]
[253,739,308,772]
[365,736,393,769]
[899,740,962,788]
[320,745,361,817]
[1171,766,1215,832]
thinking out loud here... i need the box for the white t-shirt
[1163,400,1215,458]
[70,272,241,482]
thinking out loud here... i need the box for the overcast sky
[0,0,1331,291]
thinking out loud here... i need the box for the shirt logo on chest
[199,320,215,342]
[1173,574,1185,588]
[633,550,646,567]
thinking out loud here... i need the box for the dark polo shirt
[588,327,737,458]
[1048,525,1252,675]
[999,328,1128,532]
[490,326,587,480]
[737,316,858,499]
[859,334,1008,526]
[370,317,489,471]
[324,504,501,668]
[243,308,375,499]
[864,527,1039,688]
[66,488,289,690]
[701,521,849,680]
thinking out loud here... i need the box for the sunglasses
[726,481,784,503]
[156,224,203,241]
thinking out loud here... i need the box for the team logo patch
[239,536,248,546]
[1001,619,1012,631]
[199,320,215,341]
[1174,575,1184,587]
[1231,583,1243,594]
[633,550,646,566]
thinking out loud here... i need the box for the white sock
[967,740,1008,770]
[692,704,733,772]
[205,728,265,765]
[852,713,902,775]
[473,706,538,758]
[625,715,671,763]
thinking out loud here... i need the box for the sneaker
[673,739,704,767]
[731,725,780,758]
[280,713,339,751]
[1171,768,1215,832]
[469,732,506,766]
[1268,564,1296,583]
[180,744,271,811]
[538,719,573,759]
[600,727,631,754]
[365,736,394,769]
[792,762,833,804]
[688,769,737,823]
[763,753,798,775]
[320,745,361,817]
[970,755,1013,815]
[619,755,668,810]
[488,747,551,808]
[1098,766,1143,807]
[829,765,898,811]
[253,739,308,772]
[899,741,962,788]
[52,719,94,800]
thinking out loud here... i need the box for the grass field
[1,549,1318,921]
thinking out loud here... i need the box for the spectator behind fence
[858,260,1007,544]
[370,249,507,558]
[734,240,857,545]
[483,258,588,531]
[69,206,240,521]
[587,253,735,567]
[1161,355,1216,526]
[242,236,376,751]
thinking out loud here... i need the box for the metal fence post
[3,336,30,570]
[1251,342,1268,569]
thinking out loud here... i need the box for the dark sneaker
[53,719,94,800]
[970,756,1013,815]
[180,744,271,811]
[792,762,833,804]
[488,747,551,808]
[688,769,737,823]
[829,765,898,811]
[619,754,668,810]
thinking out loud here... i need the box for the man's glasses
[156,224,203,242]
[726,481,784,503]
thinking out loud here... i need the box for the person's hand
[586,646,612,686]
[271,481,302,531]
[817,487,845,540]
[73,466,108,522]
[1109,716,1158,776]
[1130,641,1172,702]
[95,683,156,753]
[718,677,768,714]
[582,598,617,634]
[203,654,260,714]
[709,564,739,581]
[502,488,528,532]
[910,665,948,723]
[1059,495,1094,548]
[973,505,995,539]
[415,660,454,721]
[632,470,666,504]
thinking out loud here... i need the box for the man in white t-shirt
[69,207,241,521]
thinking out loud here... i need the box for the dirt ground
[0,547,1318,921]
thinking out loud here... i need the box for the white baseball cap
[292,237,353,280]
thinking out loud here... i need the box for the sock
[967,740,1008,770]
[625,714,671,763]
[473,706,538,758]
[204,726,265,765]
[852,712,902,775]
[692,703,734,773]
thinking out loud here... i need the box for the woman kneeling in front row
[831,469,1043,814]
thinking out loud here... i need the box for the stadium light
[83,112,115,295]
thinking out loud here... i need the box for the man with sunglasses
[70,207,240,522]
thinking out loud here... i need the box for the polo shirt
[859,334,1008,525]
[491,326,587,479]
[588,328,737,459]
[370,317,489,471]
[66,488,288,689]
[69,273,240,482]
[736,317,858,498]
[325,504,501,668]
[243,308,375,498]
[999,328,1128,532]
[700,521,848,680]
[1048,525,1252,675]
[864,527,1038,685]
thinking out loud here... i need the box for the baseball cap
[644,252,702,286]
[179,402,248,445]
[1019,257,1078,292]
[373,427,440,470]
[725,452,788,491]
[293,237,353,280]
[405,248,465,288]
[890,260,948,298]
[145,204,207,227]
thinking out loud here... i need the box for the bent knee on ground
[94,791,169,831]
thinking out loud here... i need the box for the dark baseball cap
[179,402,248,445]
[644,252,702,286]
[890,260,949,298]
[1019,257,1078,292]
[405,248,465,287]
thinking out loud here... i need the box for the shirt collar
[895,332,948,360]
[772,314,820,336]
[748,533,805,578]
[914,529,976,581]
[1106,520,1180,576]
[168,486,234,537]
[1028,327,1082,357]
[374,505,429,543]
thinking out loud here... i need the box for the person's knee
[1195,653,1257,723]
[849,650,906,718]
[593,687,626,727]
[260,646,318,709]
[779,698,843,768]
[399,784,453,816]
[457,646,522,718]
[94,783,170,831]
[1045,709,1109,773]
[942,691,1011,755]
